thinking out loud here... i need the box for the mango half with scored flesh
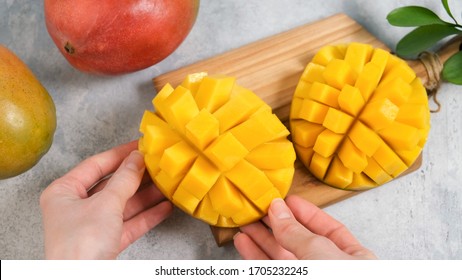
[290,43,430,190]
[139,73,296,227]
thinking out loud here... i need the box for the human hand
[40,141,173,259]
[234,195,376,260]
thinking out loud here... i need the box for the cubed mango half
[290,43,430,190]
[139,73,295,227]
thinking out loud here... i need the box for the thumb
[101,150,145,208]
[268,198,329,259]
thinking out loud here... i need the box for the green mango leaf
[387,6,449,27]
[396,24,462,58]
[442,0,458,24]
[442,51,462,84]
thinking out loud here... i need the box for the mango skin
[0,45,56,179]
[44,0,200,75]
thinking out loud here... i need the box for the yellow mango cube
[323,59,356,90]
[213,85,266,133]
[296,99,329,124]
[338,84,364,116]
[324,156,353,189]
[344,42,373,75]
[172,187,201,215]
[378,121,420,151]
[300,62,326,83]
[225,160,273,200]
[143,124,181,155]
[372,142,408,177]
[294,144,315,167]
[359,98,399,131]
[252,188,281,212]
[309,152,333,180]
[230,197,262,226]
[204,132,248,172]
[159,141,198,178]
[381,61,416,85]
[408,78,429,106]
[308,82,340,108]
[245,141,296,170]
[322,107,354,134]
[355,62,383,101]
[195,75,235,113]
[373,77,412,107]
[313,129,344,158]
[370,48,389,73]
[185,109,219,150]
[180,72,208,96]
[152,83,174,119]
[312,45,344,66]
[338,138,368,174]
[154,170,183,200]
[144,152,161,177]
[163,86,199,133]
[290,120,324,148]
[229,110,289,150]
[195,194,219,225]
[349,172,377,190]
[264,168,294,197]
[208,177,244,218]
[363,157,393,185]
[293,80,312,99]
[179,156,220,201]
[396,145,423,166]
[290,97,304,119]
[348,121,382,157]
[396,103,428,129]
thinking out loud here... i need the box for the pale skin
[234,196,377,260]
[40,141,173,259]
[40,141,375,260]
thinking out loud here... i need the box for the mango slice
[139,73,296,227]
[290,43,430,190]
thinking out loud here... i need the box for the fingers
[101,150,146,209]
[45,141,139,199]
[284,195,366,255]
[71,141,138,189]
[119,200,173,252]
[87,170,153,197]
[237,222,297,260]
[267,198,325,259]
[122,182,167,221]
[233,231,270,260]
[268,197,376,259]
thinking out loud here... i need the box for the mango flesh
[139,73,296,227]
[0,45,56,179]
[290,43,430,190]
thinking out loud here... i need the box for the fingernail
[125,151,145,172]
[271,198,292,220]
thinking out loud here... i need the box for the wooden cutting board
[152,13,424,246]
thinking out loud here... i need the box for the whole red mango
[44,0,199,75]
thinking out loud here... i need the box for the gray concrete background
[1,0,461,259]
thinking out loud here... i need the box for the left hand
[40,141,173,259]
